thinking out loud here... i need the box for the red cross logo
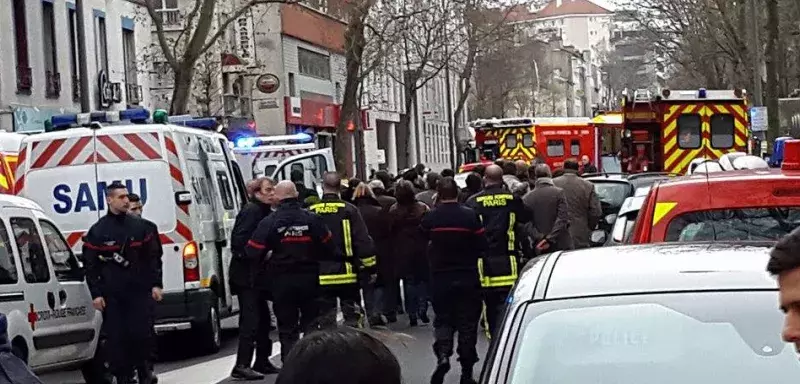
[27,304,38,331]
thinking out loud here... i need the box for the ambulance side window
[39,220,82,281]
[230,162,248,206]
[0,222,18,284]
[570,139,581,156]
[547,140,565,157]
[710,114,735,149]
[10,218,50,284]
[677,114,701,149]
[506,134,518,149]
[216,171,234,210]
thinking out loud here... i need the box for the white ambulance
[232,133,335,195]
[14,109,248,354]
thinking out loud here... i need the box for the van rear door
[272,148,335,196]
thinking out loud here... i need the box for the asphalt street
[38,313,490,384]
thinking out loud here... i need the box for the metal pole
[750,0,764,106]
[76,0,91,111]
[445,54,455,169]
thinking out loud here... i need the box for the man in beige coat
[553,159,602,249]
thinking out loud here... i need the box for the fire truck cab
[620,88,749,174]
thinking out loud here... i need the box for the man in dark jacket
[229,177,280,380]
[246,181,340,361]
[309,172,377,328]
[553,159,602,249]
[422,177,487,384]
[466,165,532,337]
[0,314,42,384]
[291,170,318,205]
[521,164,573,255]
[83,183,162,384]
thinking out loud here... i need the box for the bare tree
[192,52,223,116]
[138,0,299,115]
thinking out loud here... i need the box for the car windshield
[508,291,797,384]
[665,207,800,242]
[591,181,631,209]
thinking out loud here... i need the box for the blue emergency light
[698,88,707,98]
[169,117,217,130]
[235,137,258,148]
[49,108,151,130]
[232,132,313,148]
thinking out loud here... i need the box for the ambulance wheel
[194,296,222,354]
[11,338,27,363]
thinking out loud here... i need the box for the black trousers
[319,284,362,328]
[483,287,512,338]
[104,292,154,377]
[431,276,482,367]
[271,273,321,362]
[235,289,274,367]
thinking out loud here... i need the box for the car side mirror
[590,229,607,246]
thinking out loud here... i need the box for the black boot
[419,310,430,324]
[230,365,265,381]
[368,314,387,327]
[460,365,477,384]
[252,360,281,375]
[430,355,450,384]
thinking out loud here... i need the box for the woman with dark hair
[276,328,401,384]
[388,180,430,326]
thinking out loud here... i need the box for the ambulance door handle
[58,289,67,306]
[46,291,56,309]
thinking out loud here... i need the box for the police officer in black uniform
[466,165,531,338]
[229,177,280,381]
[309,172,376,328]
[421,177,487,384]
[83,182,162,384]
[246,181,340,361]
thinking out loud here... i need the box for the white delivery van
[14,109,248,354]
[0,194,104,378]
[232,133,335,196]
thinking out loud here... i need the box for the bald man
[245,180,339,362]
[309,172,376,328]
[466,165,532,337]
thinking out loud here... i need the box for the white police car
[0,194,103,377]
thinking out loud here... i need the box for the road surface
[38,314,490,384]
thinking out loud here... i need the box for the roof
[0,194,45,212]
[540,243,775,299]
[507,0,611,23]
[22,123,224,144]
[536,0,611,19]
[658,168,788,187]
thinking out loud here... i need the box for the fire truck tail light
[183,241,200,285]
[781,140,800,171]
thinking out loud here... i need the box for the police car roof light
[781,140,800,171]
[257,133,313,144]
[106,111,120,123]
[171,117,217,130]
[119,108,151,123]
[235,137,258,148]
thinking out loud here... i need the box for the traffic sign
[750,106,768,132]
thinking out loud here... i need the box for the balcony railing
[156,9,181,28]
[16,66,32,93]
[46,71,61,98]
[126,83,141,105]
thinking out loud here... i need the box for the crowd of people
[226,157,605,383]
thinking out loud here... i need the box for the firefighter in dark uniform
[466,165,531,338]
[83,182,162,384]
[308,172,376,328]
[246,181,340,361]
[228,178,280,381]
[421,177,487,384]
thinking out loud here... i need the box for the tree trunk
[765,0,781,142]
[335,0,371,177]
[170,63,196,115]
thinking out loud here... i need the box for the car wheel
[11,340,26,363]
[195,296,222,354]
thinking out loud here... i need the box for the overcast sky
[591,0,617,11]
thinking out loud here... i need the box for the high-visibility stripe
[343,219,353,258]
[507,212,516,251]
[361,255,377,268]
[319,261,357,285]
[477,256,519,288]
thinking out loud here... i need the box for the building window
[288,73,296,97]
[42,1,60,98]
[122,25,139,105]
[94,13,109,75]
[297,47,331,80]
[68,7,80,101]
[12,0,31,93]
